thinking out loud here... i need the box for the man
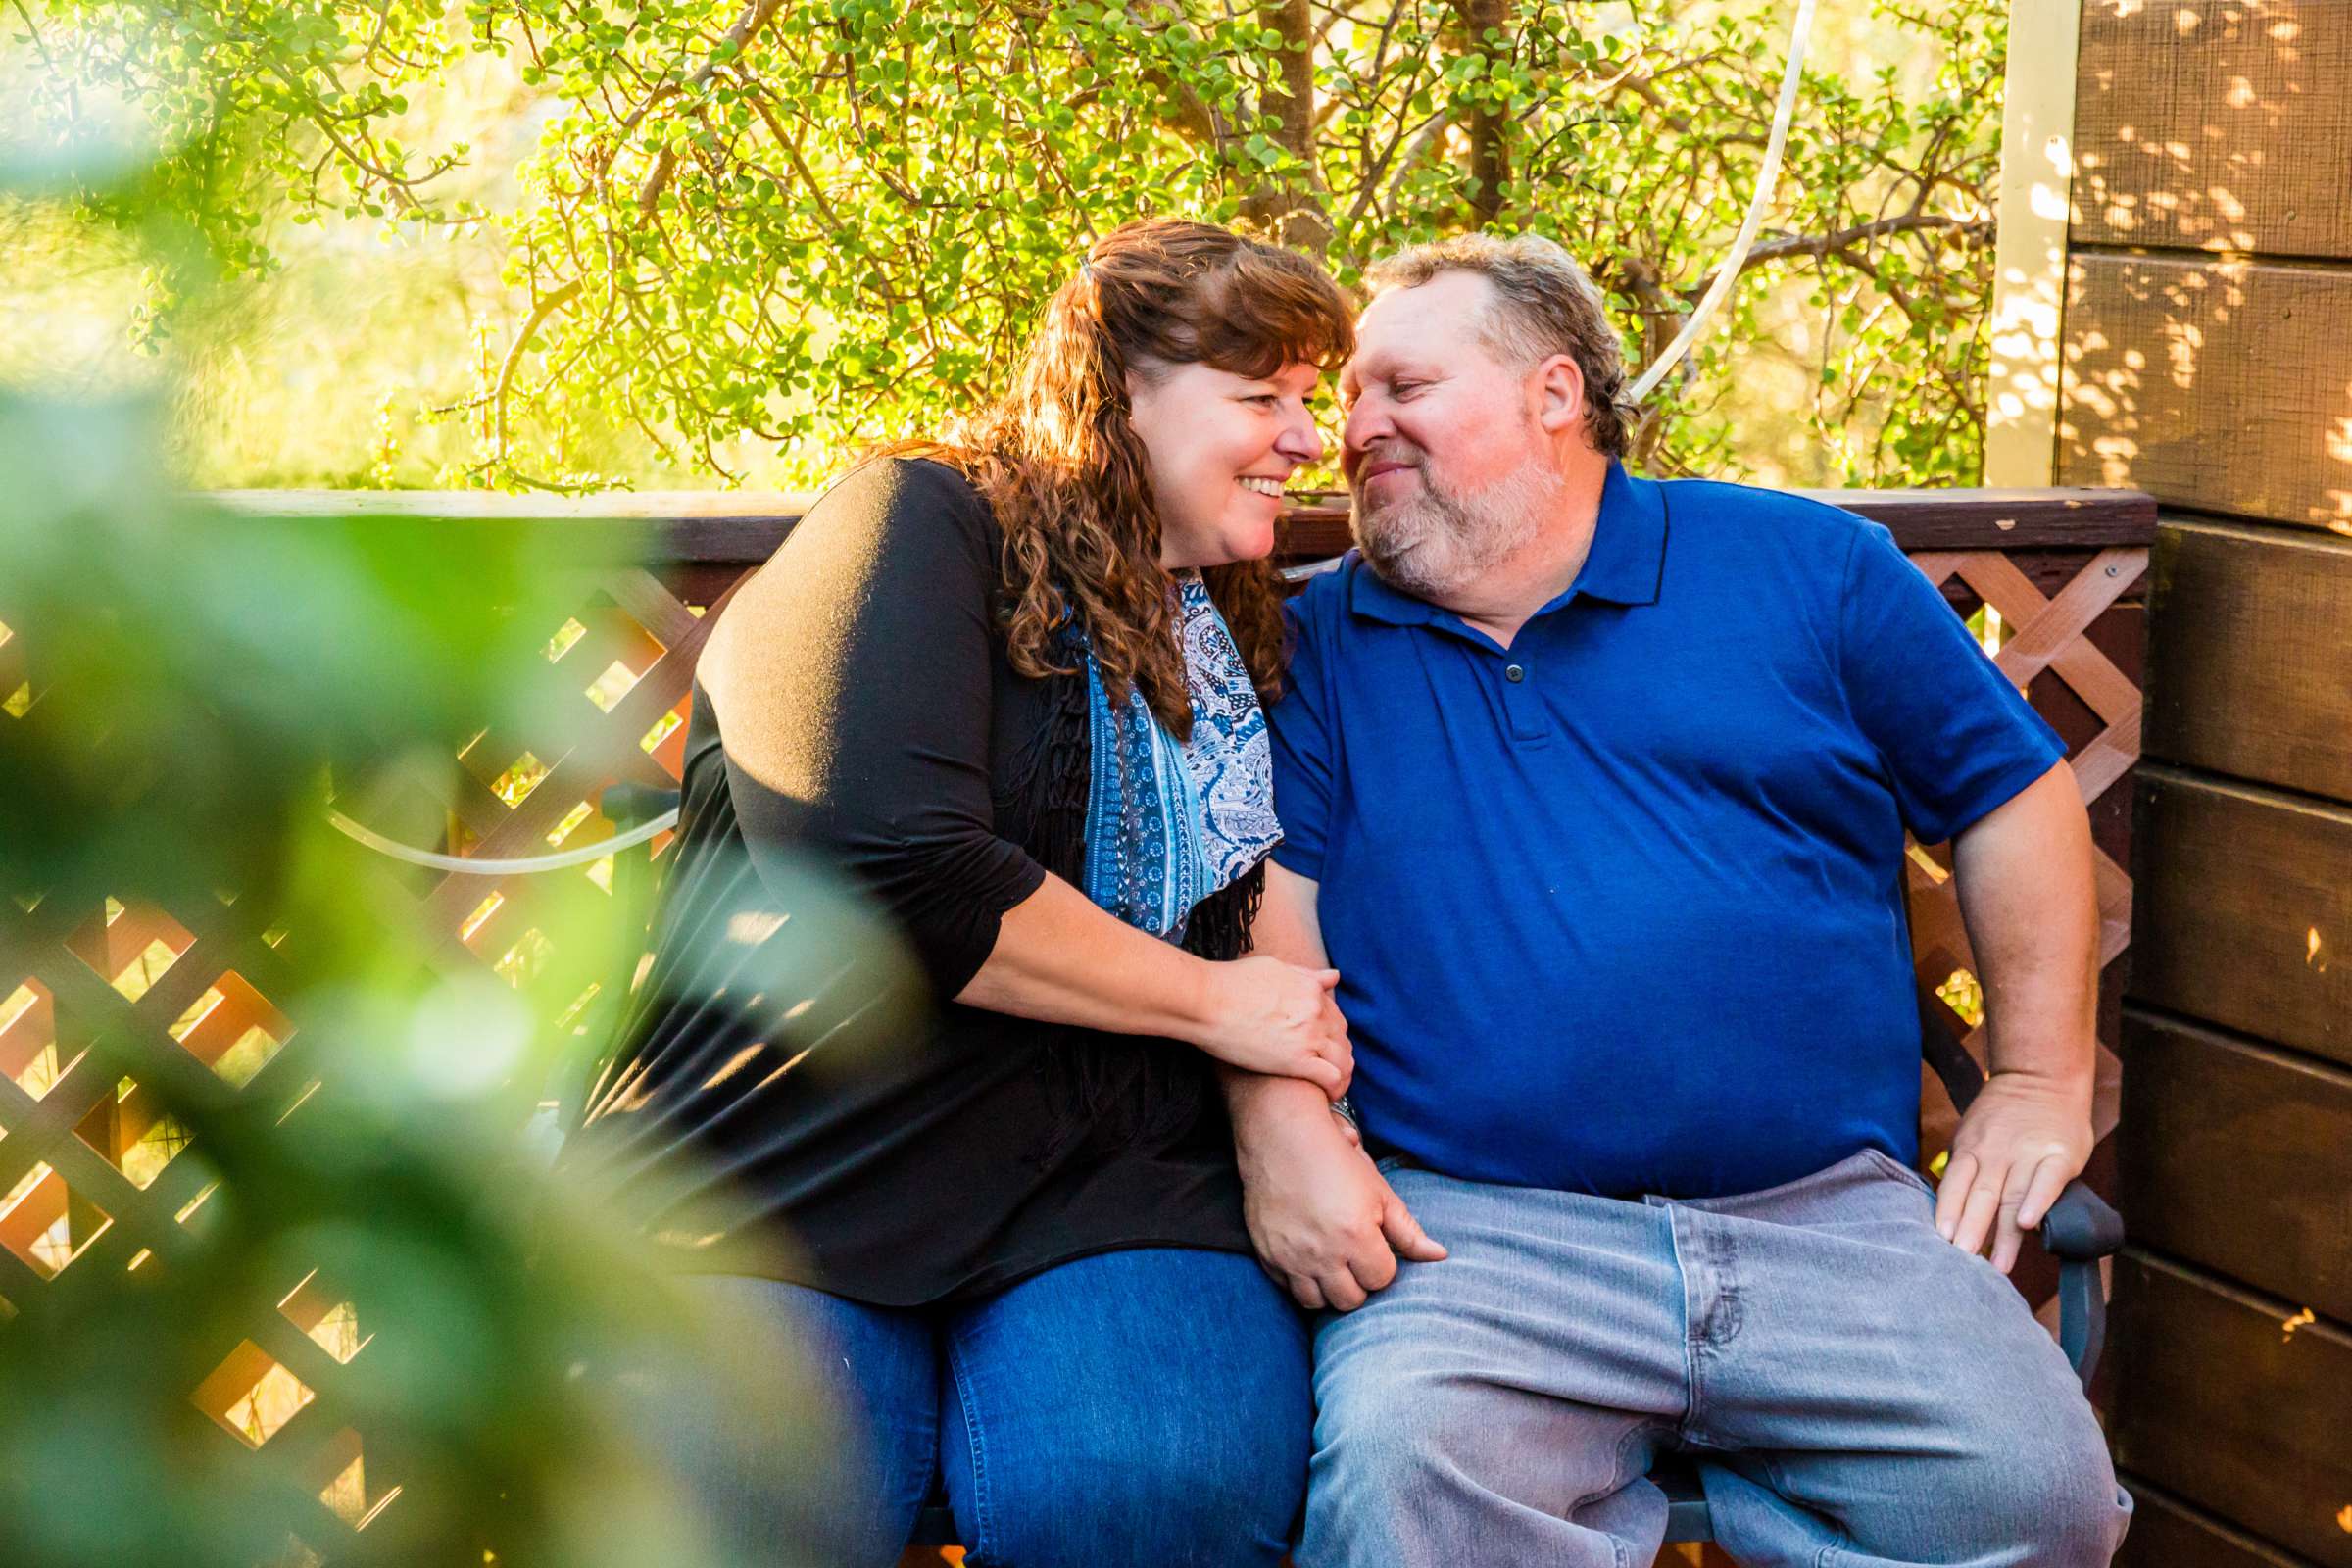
[1225,234,2132,1567]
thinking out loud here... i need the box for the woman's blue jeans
[661,1247,1311,1568]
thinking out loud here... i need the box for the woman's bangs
[1200,256,1354,377]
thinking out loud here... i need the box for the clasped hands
[1225,1072,1446,1311]
[1192,955,1357,1099]
[1193,956,1442,1310]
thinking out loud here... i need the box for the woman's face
[1128,359,1327,570]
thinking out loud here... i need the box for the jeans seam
[1568,1419,1648,1518]
[944,1327,993,1560]
[1761,1449,1842,1568]
[1709,1228,1744,1348]
[1590,1422,1650,1568]
[1663,1209,1708,1445]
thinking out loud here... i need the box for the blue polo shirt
[1268,462,2066,1199]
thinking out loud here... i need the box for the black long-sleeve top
[560,459,1258,1304]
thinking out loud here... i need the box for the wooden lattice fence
[0,483,2154,1550]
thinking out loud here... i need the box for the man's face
[1339,271,1563,602]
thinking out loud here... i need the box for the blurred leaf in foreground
[0,107,874,1568]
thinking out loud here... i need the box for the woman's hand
[1189,956,1353,1098]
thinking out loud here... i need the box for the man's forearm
[1223,859,1348,1131]
[1950,762,2099,1100]
[1220,1064,1342,1136]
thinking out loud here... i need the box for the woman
[562,220,1356,1567]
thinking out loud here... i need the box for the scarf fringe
[1022,668,1270,1169]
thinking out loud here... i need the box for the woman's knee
[655,1276,938,1567]
[955,1388,1308,1568]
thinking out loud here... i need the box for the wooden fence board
[2110,1251,2352,1567]
[2074,0,2352,259]
[208,486,2158,565]
[2129,768,2352,1067]
[1289,487,2156,559]
[2120,1476,2335,1568]
[2144,518,2352,802]
[2058,253,2352,531]
[2119,1008,2352,1321]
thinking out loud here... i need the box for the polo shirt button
[1505,663,1526,683]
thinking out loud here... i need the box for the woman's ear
[1122,353,1170,427]
[1124,367,1155,434]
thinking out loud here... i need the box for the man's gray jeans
[1298,1150,2132,1567]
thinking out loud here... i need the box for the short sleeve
[713,459,1047,997]
[1837,520,2068,844]
[1267,592,1338,880]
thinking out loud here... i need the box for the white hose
[326,806,679,874]
[1625,0,1820,404]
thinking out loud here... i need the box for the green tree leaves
[14,0,2006,487]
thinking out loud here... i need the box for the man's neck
[1445,456,1609,649]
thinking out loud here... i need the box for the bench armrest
[2039,1181,2124,1261]
[2039,1179,2123,1389]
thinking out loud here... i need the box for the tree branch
[1681,213,1992,301]
[1117,0,1229,154]
[1605,60,1767,150]
[490,279,583,460]
[1449,0,1510,225]
[1374,111,1449,228]
[1238,0,1332,251]
[635,0,789,217]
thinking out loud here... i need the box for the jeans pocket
[1861,1147,1936,1200]
[1373,1152,1415,1176]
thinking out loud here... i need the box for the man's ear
[1529,354,1587,436]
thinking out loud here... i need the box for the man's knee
[1303,1367,1459,1567]
[2000,1436,2131,1565]
[1314,1357,1482,1488]
[1943,1410,2132,1566]
[1305,1356,1653,1568]
[1313,1352,1630,1515]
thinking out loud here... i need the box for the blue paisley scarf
[1074,574,1281,941]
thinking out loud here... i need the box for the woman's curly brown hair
[914,219,1353,737]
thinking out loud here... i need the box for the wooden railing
[0,484,2154,1550]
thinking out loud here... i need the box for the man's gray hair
[1366,234,1633,459]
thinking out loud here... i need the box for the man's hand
[1230,1076,1445,1311]
[1935,1070,2093,1275]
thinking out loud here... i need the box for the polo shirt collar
[1570,459,1668,608]
[1348,459,1667,626]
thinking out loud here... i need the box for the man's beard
[1349,445,1564,602]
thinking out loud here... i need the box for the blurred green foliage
[5,0,2007,490]
[0,100,862,1568]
